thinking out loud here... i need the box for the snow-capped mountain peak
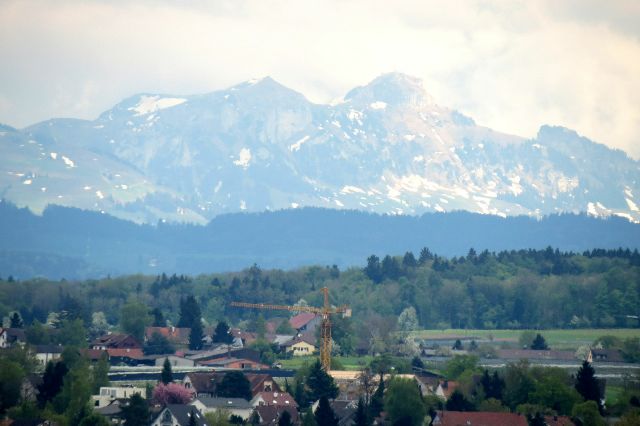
[1,74,638,224]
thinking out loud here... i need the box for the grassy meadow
[411,328,640,350]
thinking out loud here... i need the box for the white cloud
[0,0,639,157]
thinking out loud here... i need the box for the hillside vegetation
[1,247,638,355]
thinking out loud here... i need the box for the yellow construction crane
[230,287,351,371]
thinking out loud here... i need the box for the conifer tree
[575,361,602,413]
[278,410,293,426]
[315,396,339,426]
[120,393,149,426]
[354,397,369,426]
[368,376,384,420]
[307,360,339,401]
[161,358,173,384]
[10,312,23,328]
[531,334,549,350]
[189,320,204,350]
[213,321,234,344]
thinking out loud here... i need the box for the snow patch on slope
[129,96,187,116]
[289,136,310,152]
[233,148,252,169]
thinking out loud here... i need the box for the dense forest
[1,247,638,354]
[2,200,640,279]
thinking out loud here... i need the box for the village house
[153,354,196,368]
[432,411,529,426]
[198,357,269,370]
[435,380,459,400]
[145,326,191,346]
[310,399,358,426]
[254,405,299,426]
[32,344,63,365]
[230,328,258,347]
[591,348,624,363]
[91,333,142,350]
[92,385,146,408]
[250,391,297,408]
[183,372,218,398]
[150,404,206,426]
[0,327,26,348]
[190,397,254,420]
[281,334,316,356]
[246,373,282,397]
[289,312,321,333]
[94,399,127,424]
[182,372,281,399]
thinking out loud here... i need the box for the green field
[279,356,373,370]
[411,328,640,350]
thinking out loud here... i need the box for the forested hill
[1,200,640,279]
[1,248,639,335]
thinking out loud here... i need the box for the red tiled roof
[545,416,575,426]
[289,313,317,330]
[185,372,218,394]
[438,381,459,400]
[91,334,142,349]
[255,405,298,425]
[435,411,528,426]
[245,373,281,396]
[252,391,297,408]
[106,348,144,359]
[82,349,109,361]
[145,327,191,344]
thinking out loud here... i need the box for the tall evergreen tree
[418,247,433,265]
[445,390,474,412]
[9,312,23,328]
[121,393,149,426]
[302,407,317,426]
[368,376,384,420]
[353,397,369,426]
[161,358,173,384]
[189,320,204,350]
[178,296,201,329]
[213,321,234,344]
[315,396,339,426]
[92,352,110,393]
[402,252,417,269]
[37,360,68,408]
[218,371,252,401]
[364,255,382,284]
[150,308,166,327]
[531,334,549,350]
[278,410,293,426]
[575,361,602,413]
[307,360,339,401]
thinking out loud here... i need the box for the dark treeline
[2,200,640,279]
[1,247,638,356]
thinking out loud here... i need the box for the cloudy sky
[1,0,639,157]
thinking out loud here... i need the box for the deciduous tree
[384,378,427,426]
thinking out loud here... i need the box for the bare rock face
[1,73,638,224]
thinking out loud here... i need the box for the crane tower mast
[230,287,350,371]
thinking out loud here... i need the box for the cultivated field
[412,328,640,350]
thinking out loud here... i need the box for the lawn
[411,328,640,350]
[279,355,373,370]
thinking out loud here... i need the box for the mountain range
[1,72,639,224]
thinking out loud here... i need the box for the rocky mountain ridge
[1,73,638,223]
